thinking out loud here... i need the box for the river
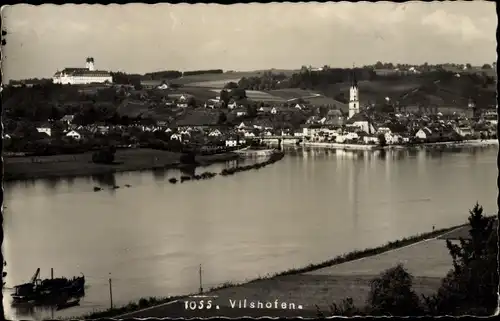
[2,146,498,320]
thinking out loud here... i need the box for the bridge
[258,136,300,140]
[255,136,303,147]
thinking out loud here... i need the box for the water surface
[3,147,497,320]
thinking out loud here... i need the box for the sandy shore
[3,148,240,181]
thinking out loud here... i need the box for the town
[3,58,498,159]
[2,2,497,319]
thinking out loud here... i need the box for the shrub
[92,147,115,164]
[367,264,423,316]
[180,151,196,164]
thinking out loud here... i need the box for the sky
[1,1,497,81]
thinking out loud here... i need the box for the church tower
[468,97,478,119]
[348,67,360,119]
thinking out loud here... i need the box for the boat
[11,268,85,304]
[56,298,80,310]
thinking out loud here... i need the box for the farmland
[188,79,243,88]
[171,69,299,87]
[171,71,264,86]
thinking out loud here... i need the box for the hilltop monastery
[52,57,112,85]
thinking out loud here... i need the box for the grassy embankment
[3,148,239,181]
[81,222,469,319]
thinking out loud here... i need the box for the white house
[415,127,432,140]
[225,139,238,147]
[363,136,379,144]
[228,101,238,109]
[237,122,247,129]
[157,83,169,90]
[60,114,75,125]
[36,127,52,137]
[377,127,392,135]
[264,130,273,136]
[454,126,473,137]
[294,103,304,110]
[65,130,82,140]
[345,132,359,141]
[244,132,256,138]
[235,109,247,117]
[170,133,182,141]
[302,126,321,138]
[208,129,222,137]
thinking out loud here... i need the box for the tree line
[140,69,224,81]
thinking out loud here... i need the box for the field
[171,69,299,88]
[267,89,320,99]
[173,109,221,126]
[305,96,348,109]
[117,100,151,118]
[171,71,264,86]
[187,79,244,89]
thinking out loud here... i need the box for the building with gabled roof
[52,57,112,85]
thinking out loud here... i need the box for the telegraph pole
[109,273,113,310]
[199,264,203,294]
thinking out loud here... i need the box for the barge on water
[11,268,85,305]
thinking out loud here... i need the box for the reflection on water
[3,146,497,320]
[92,173,117,188]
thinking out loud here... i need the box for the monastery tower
[85,57,95,71]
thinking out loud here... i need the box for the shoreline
[80,222,470,319]
[3,148,240,182]
[290,139,498,150]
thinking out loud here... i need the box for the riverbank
[298,139,498,150]
[3,148,240,181]
[80,222,469,319]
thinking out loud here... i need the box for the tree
[180,151,196,164]
[217,112,227,124]
[224,82,239,90]
[246,104,258,118]
[375,61,384,69]
[187,96,196,108]
[367,264,423,316]
[377,134,387,147]
[481,64,492,69]
[230,88,247,100]
[92,147,116,164]
[465,63,472,70]
[423,203,498,315]
[219,89,230,107]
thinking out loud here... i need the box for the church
[52,57,113,85]
[345,68,377,134]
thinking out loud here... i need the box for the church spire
[351,63,358,88]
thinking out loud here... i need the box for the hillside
[317,74,496,109]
